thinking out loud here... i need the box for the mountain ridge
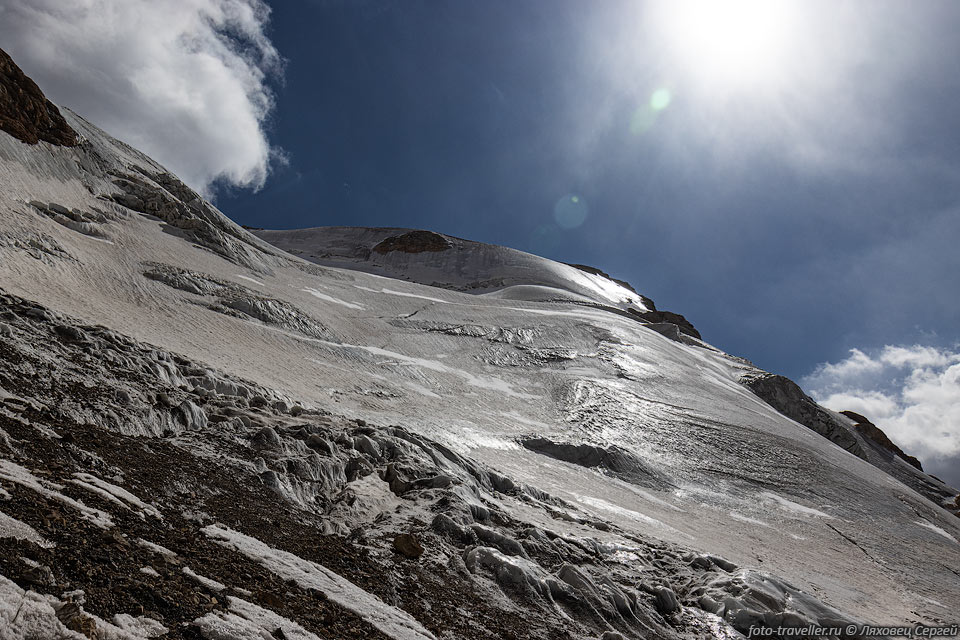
[253,225,951,506]
[1,47,958,639]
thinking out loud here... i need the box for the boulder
[393,533,425,559]
[654,586,680,615]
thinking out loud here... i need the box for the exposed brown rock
[840,410,923,471]
[372,230,450,254]
[0,48,78,146]
[392,533,424,559]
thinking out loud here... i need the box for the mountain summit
[1,48,958,639]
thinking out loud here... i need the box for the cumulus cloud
[0,0,283,196]
[812,348,884,385]
[803,345,960,487]
[816,390,900,424]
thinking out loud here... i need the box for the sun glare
[654,0,796,86]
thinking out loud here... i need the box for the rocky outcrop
[741,372,864,458]
[372,230,451,254]
[0,48,78,146]
[840,410,923,471]
[632,309,701,340]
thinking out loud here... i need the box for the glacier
[1,48,958,639]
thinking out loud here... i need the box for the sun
[653,0,797,86]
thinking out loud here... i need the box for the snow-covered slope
[1,50,958,639]
[253,226,658,314]
[256,226,957,512]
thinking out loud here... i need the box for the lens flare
[650,88,671,111]
[630,88,671,135]
[553,194,589,229]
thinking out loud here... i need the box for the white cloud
[880,345,959,370]
[0,0,283,196]
[803,348,888,402]
[802,345,960,487]
[815,348,884,381]
[817,390,899,423]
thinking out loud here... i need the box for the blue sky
[220,1,960,375]
[2,0,958,484]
